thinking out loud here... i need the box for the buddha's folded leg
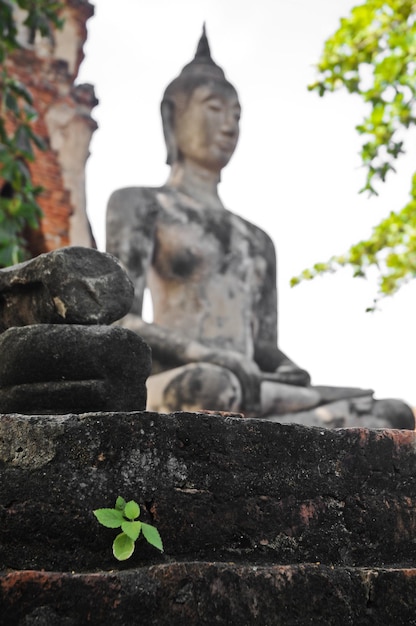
[260,380,321,416]
[146,363,242,413]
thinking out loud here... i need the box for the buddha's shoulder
[107,186,163,217]
[229,211,275,252]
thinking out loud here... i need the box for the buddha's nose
[221,113,239,137]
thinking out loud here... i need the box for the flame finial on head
[179,23,226,80]
[194,23,212,61]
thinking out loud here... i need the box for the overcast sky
[78,0,416,407]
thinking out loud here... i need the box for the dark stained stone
[2,564,416,625]
[0,246,134,331]
[0,325,151,413]
[1,412,416,571]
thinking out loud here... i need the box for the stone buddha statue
[107,27,414,429]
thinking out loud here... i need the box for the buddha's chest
[151,203,263,289]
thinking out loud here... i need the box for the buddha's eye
[207,101,222,112]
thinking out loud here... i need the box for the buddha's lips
[215,139,236,152]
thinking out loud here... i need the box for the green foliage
[292,0,416,301]
[0,0,64,266]
[94,496,164,561]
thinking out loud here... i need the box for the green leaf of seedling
[124,500,140,520]
[121,520,141,541]
[115,496,126,511]
[113,532,135,561]
[93,508,124,528]
[141,522,164,552]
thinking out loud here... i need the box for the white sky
[78,0,416,407]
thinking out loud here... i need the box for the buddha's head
[161,26,241,174]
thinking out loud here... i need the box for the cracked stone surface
[0,246,134,332]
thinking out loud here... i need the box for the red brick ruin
[4,0,96,256]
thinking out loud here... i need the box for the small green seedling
[94,496,163,561]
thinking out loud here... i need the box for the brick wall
[4,0,97,257]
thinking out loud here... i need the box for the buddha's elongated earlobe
[161,100,178,166]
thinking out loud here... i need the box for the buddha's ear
[161,100,177,165]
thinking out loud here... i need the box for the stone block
[0,326,150,413]
[2,564,416,625]
[0,247,134,331]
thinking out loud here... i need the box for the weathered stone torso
[149,188,269,357]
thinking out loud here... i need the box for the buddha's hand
[271,363,311,387]
[185,342,261,414]
[215,351,262,415]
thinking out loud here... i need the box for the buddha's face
[173,81,241,173]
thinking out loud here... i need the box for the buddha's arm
[117,313,203,367]
[121,313,261,412]
[252,229,310,385]
[251,229,280,369]
[106,187,160,316]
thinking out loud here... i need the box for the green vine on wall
[0,0,64,266]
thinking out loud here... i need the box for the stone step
[1,563,416,625]
[0,412,415,571]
